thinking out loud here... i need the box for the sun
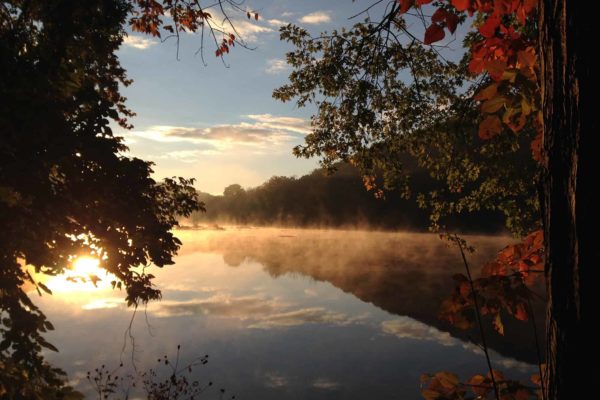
[44,256,114,293]
[72,256,101,276]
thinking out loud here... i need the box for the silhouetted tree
[1,1,200,395]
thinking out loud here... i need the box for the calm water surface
[37,228,538,399]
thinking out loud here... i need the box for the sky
[116,0,465,195]
[116,0,373,195]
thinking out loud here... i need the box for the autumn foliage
[129,0,259,58]
[393,1,547,399]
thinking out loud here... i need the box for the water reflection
[36,228,538,399]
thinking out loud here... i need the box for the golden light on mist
[45,256,114,293]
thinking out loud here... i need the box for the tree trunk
[539,1,599,398]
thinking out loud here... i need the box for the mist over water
[37,227,539,399]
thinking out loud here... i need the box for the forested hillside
[188,163,505,232]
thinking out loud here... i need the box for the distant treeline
[188,163,506,233]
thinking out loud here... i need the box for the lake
[36,227,540,399]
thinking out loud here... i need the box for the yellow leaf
[521,97,532,116]
[501,69,517,82]
[481,96,505,113]
[474,83,498,101]
[493,313,505,335]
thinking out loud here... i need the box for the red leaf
[485,59,507,81]
[424,23,445,44]
[398,0,414,14]
[515,303,528,321]
[445,13,459,33]
[451,0,470,11]
[479,14,501,38]
[416,0,434,5]
[431,8,448,23]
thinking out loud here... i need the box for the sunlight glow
[45,256,115,293]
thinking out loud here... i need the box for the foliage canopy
[1,0,201,395]
[273,5,540,236]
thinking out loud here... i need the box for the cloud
[130,124,293,147]
[122,35,157,50]
[299,11,331,25]
[229,19,273,41]
[154,294,281,318]
[381,318,458,347]
[267,19,288,27]
[82,298,124,310]
[264,372,288,388]
[245,114,311,135]
[156,149,221,163]
[382,318,535,372]
[203,18,273,42]
[152,293,366,330]
[312,378,340,390]
[128,115,310,154]
[265,58,290,74]
[247,307,353,329]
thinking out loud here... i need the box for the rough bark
[540,1,599,398]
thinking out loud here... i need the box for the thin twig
[453,234,501,400]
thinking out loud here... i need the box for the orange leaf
[474,83,498,101]
[421,389,441,400]
[481,96,505,113]
[424,24,445,44]
[515,303,528,321]
[485,60,507,80]
[488,370,505,382]
[468,375,489,396]
[479,115,502,139]
[479,14,501,38]
[531,131,543,162]
[517,47,537,68]
[451,0,471,11]
[521,97,532,116]
[435,371,460,389]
